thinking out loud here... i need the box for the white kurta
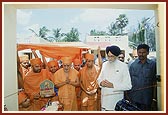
[97,59,132,110]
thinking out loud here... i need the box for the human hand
[104,80,113,88]
[100,80,106,87]
[65,78,70,84]
[97,46,101,53]
[101,80,113,88]
[86,89,97,95]
[87,85,94,91]
[34,93,40,99]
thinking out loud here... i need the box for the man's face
[107,51,117,62]
[118,54,125,62]
[86,60,94,68]
[74,64,80,71]
[63,64,71,73]
[21,60,30,69]
[49,65,59,73]
[32,64,42,73]
[137,48,149,61]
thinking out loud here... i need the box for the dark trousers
[134,102,151,111]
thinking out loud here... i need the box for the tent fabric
[17,43,89,62]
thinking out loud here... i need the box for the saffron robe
[79,65,98,111]
[24,69,52,110]
[53,68,79,111]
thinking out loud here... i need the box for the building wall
[155,3,166,111]
[86,36,131,62]
[3,4,18,111]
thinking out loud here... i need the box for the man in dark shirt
[126,44,157,111]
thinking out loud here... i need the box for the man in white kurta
[97,45,132,111]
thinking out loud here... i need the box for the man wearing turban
[73,58,81,71]
[46,59,60,97]
[97,45,132,111]
[19,55,31,80]
[79,53,99,111]
[24,58,52,110]
[53,56,79,111]
[47,60,59,74]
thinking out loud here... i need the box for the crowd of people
[17,43,157,111]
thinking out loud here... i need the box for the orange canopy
[17,43,89,62]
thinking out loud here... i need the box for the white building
[85,36,132,62]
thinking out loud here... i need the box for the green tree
[29,26,51,42]
[115,14,129,35]
[89,29,108,36]
[62,28,80,42]
[128,17,156,51]
[90,29,97,36]
[136,17,150,44]
[48,28,65,42]
[107,22,119,36]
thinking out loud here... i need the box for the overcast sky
[16,8,155,42]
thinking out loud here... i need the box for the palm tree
[62,28,80,42]
[29,26,51,42]
[115,14,129,35]
[47,28,65,42]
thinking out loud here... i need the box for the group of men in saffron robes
[17,47,102,111]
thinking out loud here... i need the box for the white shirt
[97,59,132,110]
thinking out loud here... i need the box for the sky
[16,8,155,42]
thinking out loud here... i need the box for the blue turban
[106,45,121,56]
